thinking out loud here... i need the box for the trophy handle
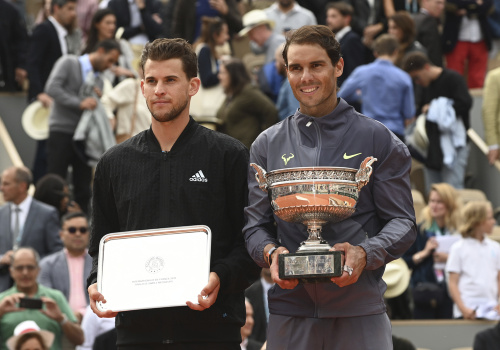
[250,163,268,193]
[355,156,377,191]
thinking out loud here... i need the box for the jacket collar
[291,98,357,149]
[293,98,353,125]
[146,116,198,153]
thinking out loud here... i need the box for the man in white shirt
[264,0,316,35]
[326,2,366,86]
[76,305,115,350]
[240,299,263,350]
[26,0,81,185]
[245,269,273,344]
[442,0,493,88]
[0,166,62,292]
[27,0,80,107]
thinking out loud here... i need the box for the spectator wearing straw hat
[382,258,412,319]
[239,10,285,64]
[383,260,416,349]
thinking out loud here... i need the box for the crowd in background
[1,0,500,348]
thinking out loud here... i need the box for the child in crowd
[446,201,500,320]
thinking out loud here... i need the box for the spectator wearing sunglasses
[38,212,92,324]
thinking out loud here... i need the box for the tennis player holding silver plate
[250,156,377,281]
[96,225,211,312]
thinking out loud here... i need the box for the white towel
[427,97,466,166]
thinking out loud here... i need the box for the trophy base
[297,241,331,252]
[278,250,342,283]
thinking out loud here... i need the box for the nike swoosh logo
[343,152,362,160]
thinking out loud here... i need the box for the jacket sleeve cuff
[358,242,378,270]
[211,264,231,293]
[87,274,97,288]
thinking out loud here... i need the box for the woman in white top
[447,201,500,319]
[101,65,150,142]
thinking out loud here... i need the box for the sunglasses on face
[65,226,88,234]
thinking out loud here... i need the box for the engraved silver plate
[97,225,211,312]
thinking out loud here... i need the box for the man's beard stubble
[147,98,189,123]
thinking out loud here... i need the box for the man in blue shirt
[339,34,415,141]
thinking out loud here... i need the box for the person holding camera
[0,248,83,350]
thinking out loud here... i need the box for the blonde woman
[446,201,500,320]
[403,183,461,318]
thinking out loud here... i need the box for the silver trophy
[251,156,377,280]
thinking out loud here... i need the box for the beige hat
[21,100,50,140]
[238,10,274,36]
[6,320,55,350]
[382,258,411,299]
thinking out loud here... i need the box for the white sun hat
[6,320,55,350]
[21,100,50,140]
[238,10,275,37]
[382,258,411,299]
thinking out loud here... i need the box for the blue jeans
[425,145,469,193]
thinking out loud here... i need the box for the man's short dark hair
[13,166,33,187]
[51,0,76,13]
[93,39,121,54]
[283,25,341,67]
[61,211,87,227]
[326,2,354,17]
[140,38,198,79]
[373,34,399,56]
[402,51,431,73]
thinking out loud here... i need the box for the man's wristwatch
[59,314,68,326]
[266,246,279,266]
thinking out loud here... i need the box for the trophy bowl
[251,156,377,280]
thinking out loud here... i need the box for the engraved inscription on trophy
[251,157,377,280]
